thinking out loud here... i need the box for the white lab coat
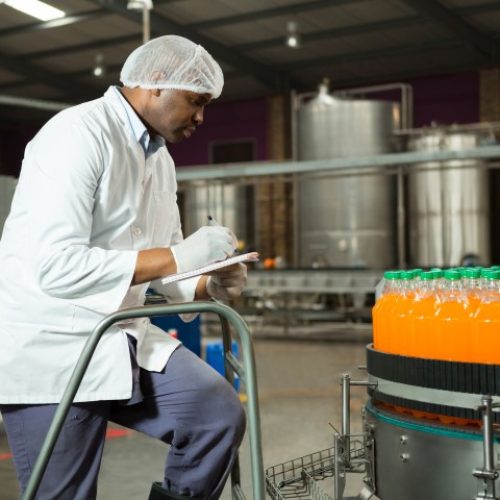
[0,87,199,404]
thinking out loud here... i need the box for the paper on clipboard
[161,252,259,285]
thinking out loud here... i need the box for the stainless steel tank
[407,126,490,267]
[181,181,251,248]
[297,84,399,269]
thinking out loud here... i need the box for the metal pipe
[397,166,406,268]
[341,373,351,464]
[0,94,69,112]
[482,396,495,476]
[143,3,150,43]
[473,395,499,500]
[175,146,500,182]
[22,301,265,500]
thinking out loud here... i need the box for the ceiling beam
[235,15,423,53]
[0,9,107,37]
[97,0,287,91]
[279,37,465,71]
[187,0,363,30]
[399,0,499,62]
[233,1,500,52]
[14,0,500,61]
[0,50,101,98]
[26,34,141,61]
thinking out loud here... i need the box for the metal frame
[21,301,265,500]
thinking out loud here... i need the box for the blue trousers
[0,345,246,500]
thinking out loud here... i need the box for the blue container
[205,340,240,391]
[150,314,201,357]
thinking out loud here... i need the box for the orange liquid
[473,300,500,364]
[373,292,398,353]
[412,295,436,359]
[435,297,469,362]
[392,292,414,356]
[372,296,385,351]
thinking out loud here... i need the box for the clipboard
[161,252,259,285]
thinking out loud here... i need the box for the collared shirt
[0,87,199,404]
[111,86,165,159]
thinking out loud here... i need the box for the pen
[207,215,219,226]
[208,214,238,252]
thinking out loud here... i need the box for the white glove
[171,226,236,273]
[206,263,247,301]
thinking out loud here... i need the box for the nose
[193,107,204,126]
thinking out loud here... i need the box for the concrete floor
[0,335,369,499]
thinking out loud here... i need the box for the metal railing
[22,300,265,500]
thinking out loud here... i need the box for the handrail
[22,301,265,500]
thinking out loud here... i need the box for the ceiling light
[127,0,153,10]
[285,21,301,49]
[2,0,65,21]
[93,53,106,79]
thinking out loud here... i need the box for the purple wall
[410,72,479,127]
[168,96,269,166]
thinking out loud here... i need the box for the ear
[150,89,161,97]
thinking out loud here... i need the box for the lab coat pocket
[152,190,177,246]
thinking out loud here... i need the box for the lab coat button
[132,226,142,236]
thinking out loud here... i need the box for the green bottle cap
[421,271,435,280]
[411,268,423,278]
[400,270,414,280]
[462,268,481,279]
[444,269,461,280]
[383,271,400,280]
[483,269,500,280]
[432,270,444,279]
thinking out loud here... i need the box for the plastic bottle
[431,268,444,290]
[412,271,436,359]
[462,268,482,363]
[473,269,500,364]
[435,269,468,362]
[392,270,415,356]
[372,271,401,352]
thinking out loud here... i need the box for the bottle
[373,271,400,352]
[473,269,500,364]
[435,269,468,362]
[392,270,415,356]
[412,271,436,359]
[461,268,481,363]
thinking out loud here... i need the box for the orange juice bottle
[373,271,401,352]
[473,269,500,364]
[412,271,436,359]
[462,268,482,363]
[392,270,416,356]
[435,269,468,362]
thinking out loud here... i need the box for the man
[0,35,248,500]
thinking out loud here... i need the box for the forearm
[195,275,210,300]
[132,248,177,285]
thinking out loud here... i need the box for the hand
[206,263,247,301]
[171,226,236,273]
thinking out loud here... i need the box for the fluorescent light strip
[4,0,65,21]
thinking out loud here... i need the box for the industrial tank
[407,126,491,267]
[181,181,252,248]
[297,84,399,269]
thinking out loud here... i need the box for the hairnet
[120,35,224,98]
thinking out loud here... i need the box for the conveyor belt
[366,345,500,421]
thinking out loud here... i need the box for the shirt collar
[110,86,165,157]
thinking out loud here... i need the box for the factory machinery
[264,264,500,499]
[265,347,500,499]
[178,81,500,335]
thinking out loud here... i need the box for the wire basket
[265,447,336,500]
